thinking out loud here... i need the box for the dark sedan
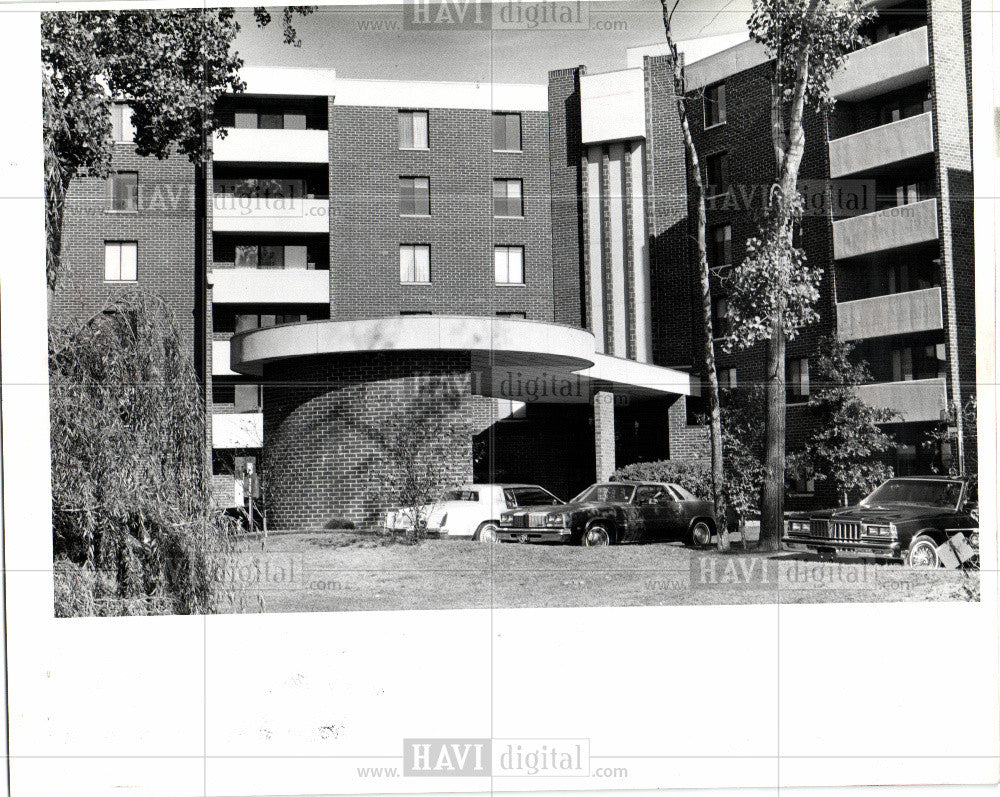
[497,481,718,547]
[784,476,979,568]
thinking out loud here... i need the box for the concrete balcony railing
[854,378,947,424]
[212,412,263,449]
[837,287,943,341]
[833,198,939,260]
[209,267,330,304]
[212,195,329,234]
[212,339,236,376]
[830,26,930,101]
[212,127,329,163]
[829,112,934,178]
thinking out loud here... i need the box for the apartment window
[889,263,935,294]
[275,313,307,326]
[235,384,262,413]
[493,179,523,217]
[496,311,526,318]
[111,103,135,142]
[492,113,522,152]
[400,245,431,284]
[400,177,430,216]
[283,113,307,129]
[787,357,810,402]
[234,111,258,129]
[892,344,947,382]
[399,111,429,149]
[104,241,138,282]
[718,367,737,390]
[400,310,433,316]
[107,172,138,212]
[259,113,284,129]
[710,224,732,269]
[712,296,729,338]
[234,111,308,130]
[705,152,730,197]
[704,82,727,128]
[234,244,310,270]
[494,246,524,285]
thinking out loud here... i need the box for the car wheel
[906,535,941,568]
[580,524,611,547]
[686,520,713,548]
[474,521,500,543]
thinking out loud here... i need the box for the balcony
[854,378,947,424]
[837,287,943,341]
[833,198,938,260]
[212,412,263,449]
[209,267,330,304]
[212,196,329,234]
[212,128,329,163]
[829,112,934,178]
[580,68,647,144]
[830,26,929,101]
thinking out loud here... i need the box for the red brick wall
[327,104,554,321]
[53,143,197,351]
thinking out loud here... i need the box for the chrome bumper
[497,528,572,543]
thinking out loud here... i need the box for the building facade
[52,0,975,529]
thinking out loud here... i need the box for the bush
[323,517,357,530]
[50,291,240,616]
[612,460,711,500]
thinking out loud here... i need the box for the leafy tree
[42,7,315,303]
[657,0,729,549]
[725,0,872,549]
[796,337,898,505]
[924,395,977,475]
[50,292,243,615]
[719,385,767,521]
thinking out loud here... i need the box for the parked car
[383,483,563,541]
[783,476,979,568]
[497,481,718,547]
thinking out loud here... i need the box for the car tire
[474,521,500,543]
[580,524,611,547]
[686,520,713,548]
[906,534,941,568]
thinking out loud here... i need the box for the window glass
[235,384,262,412]
[400,245,431,283]
[493,179,523,217]
[108,172,138,212]
[235,245,259,270]
[705,152,729,196]
[400,177,430,215]
[259,245,284,269]
[285,245,308,270]
[399,111,429,149]
[493,113,521,151]
[284,113,307,129]
[710,224,732,269]
[259,113,283,129]
[787,357,809,401]
[511,487,559,506]
[234,111,257,129]
[495,246,524,284]
[104,242,138,282]
[442,489,479,501]
[111,103,135,142]
[704,83,727,127]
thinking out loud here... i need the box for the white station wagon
[384,483,563,541]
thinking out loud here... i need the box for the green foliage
[723,204,823,351]
[796,337,898,504]
[749,0,874,114]
[719,385,767,516]
[50,291,241,616]
[612,460,711,500]
[41,7,315,292]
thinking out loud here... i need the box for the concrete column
[594,390,616,481]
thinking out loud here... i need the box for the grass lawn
[225,533,979,613]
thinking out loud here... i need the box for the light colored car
[384,484,563,541]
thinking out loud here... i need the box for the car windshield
[509,487,561,507]
[441,490,479,502]
[860,479,963,510]
[572,484,636,504]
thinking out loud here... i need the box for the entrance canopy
[230,315,694,400]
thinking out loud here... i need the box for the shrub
[612,460,711,500]
[323,517,356,530]
[50,291,241,616]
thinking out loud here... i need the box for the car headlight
[545,513,568,528]
[787,521,808,535]
[863,524,897,538]
[499,514,513,527]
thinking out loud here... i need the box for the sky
[234,0,755,84]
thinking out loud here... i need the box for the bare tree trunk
[760,316,785,551]
[659,0,728,550]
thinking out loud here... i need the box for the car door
[634,484,669,540]
[659,485,689,539]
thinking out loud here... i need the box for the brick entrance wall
[262,351,477,530]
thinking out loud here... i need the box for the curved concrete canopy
[229,315,694,398]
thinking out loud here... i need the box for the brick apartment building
[52,0,974,529]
